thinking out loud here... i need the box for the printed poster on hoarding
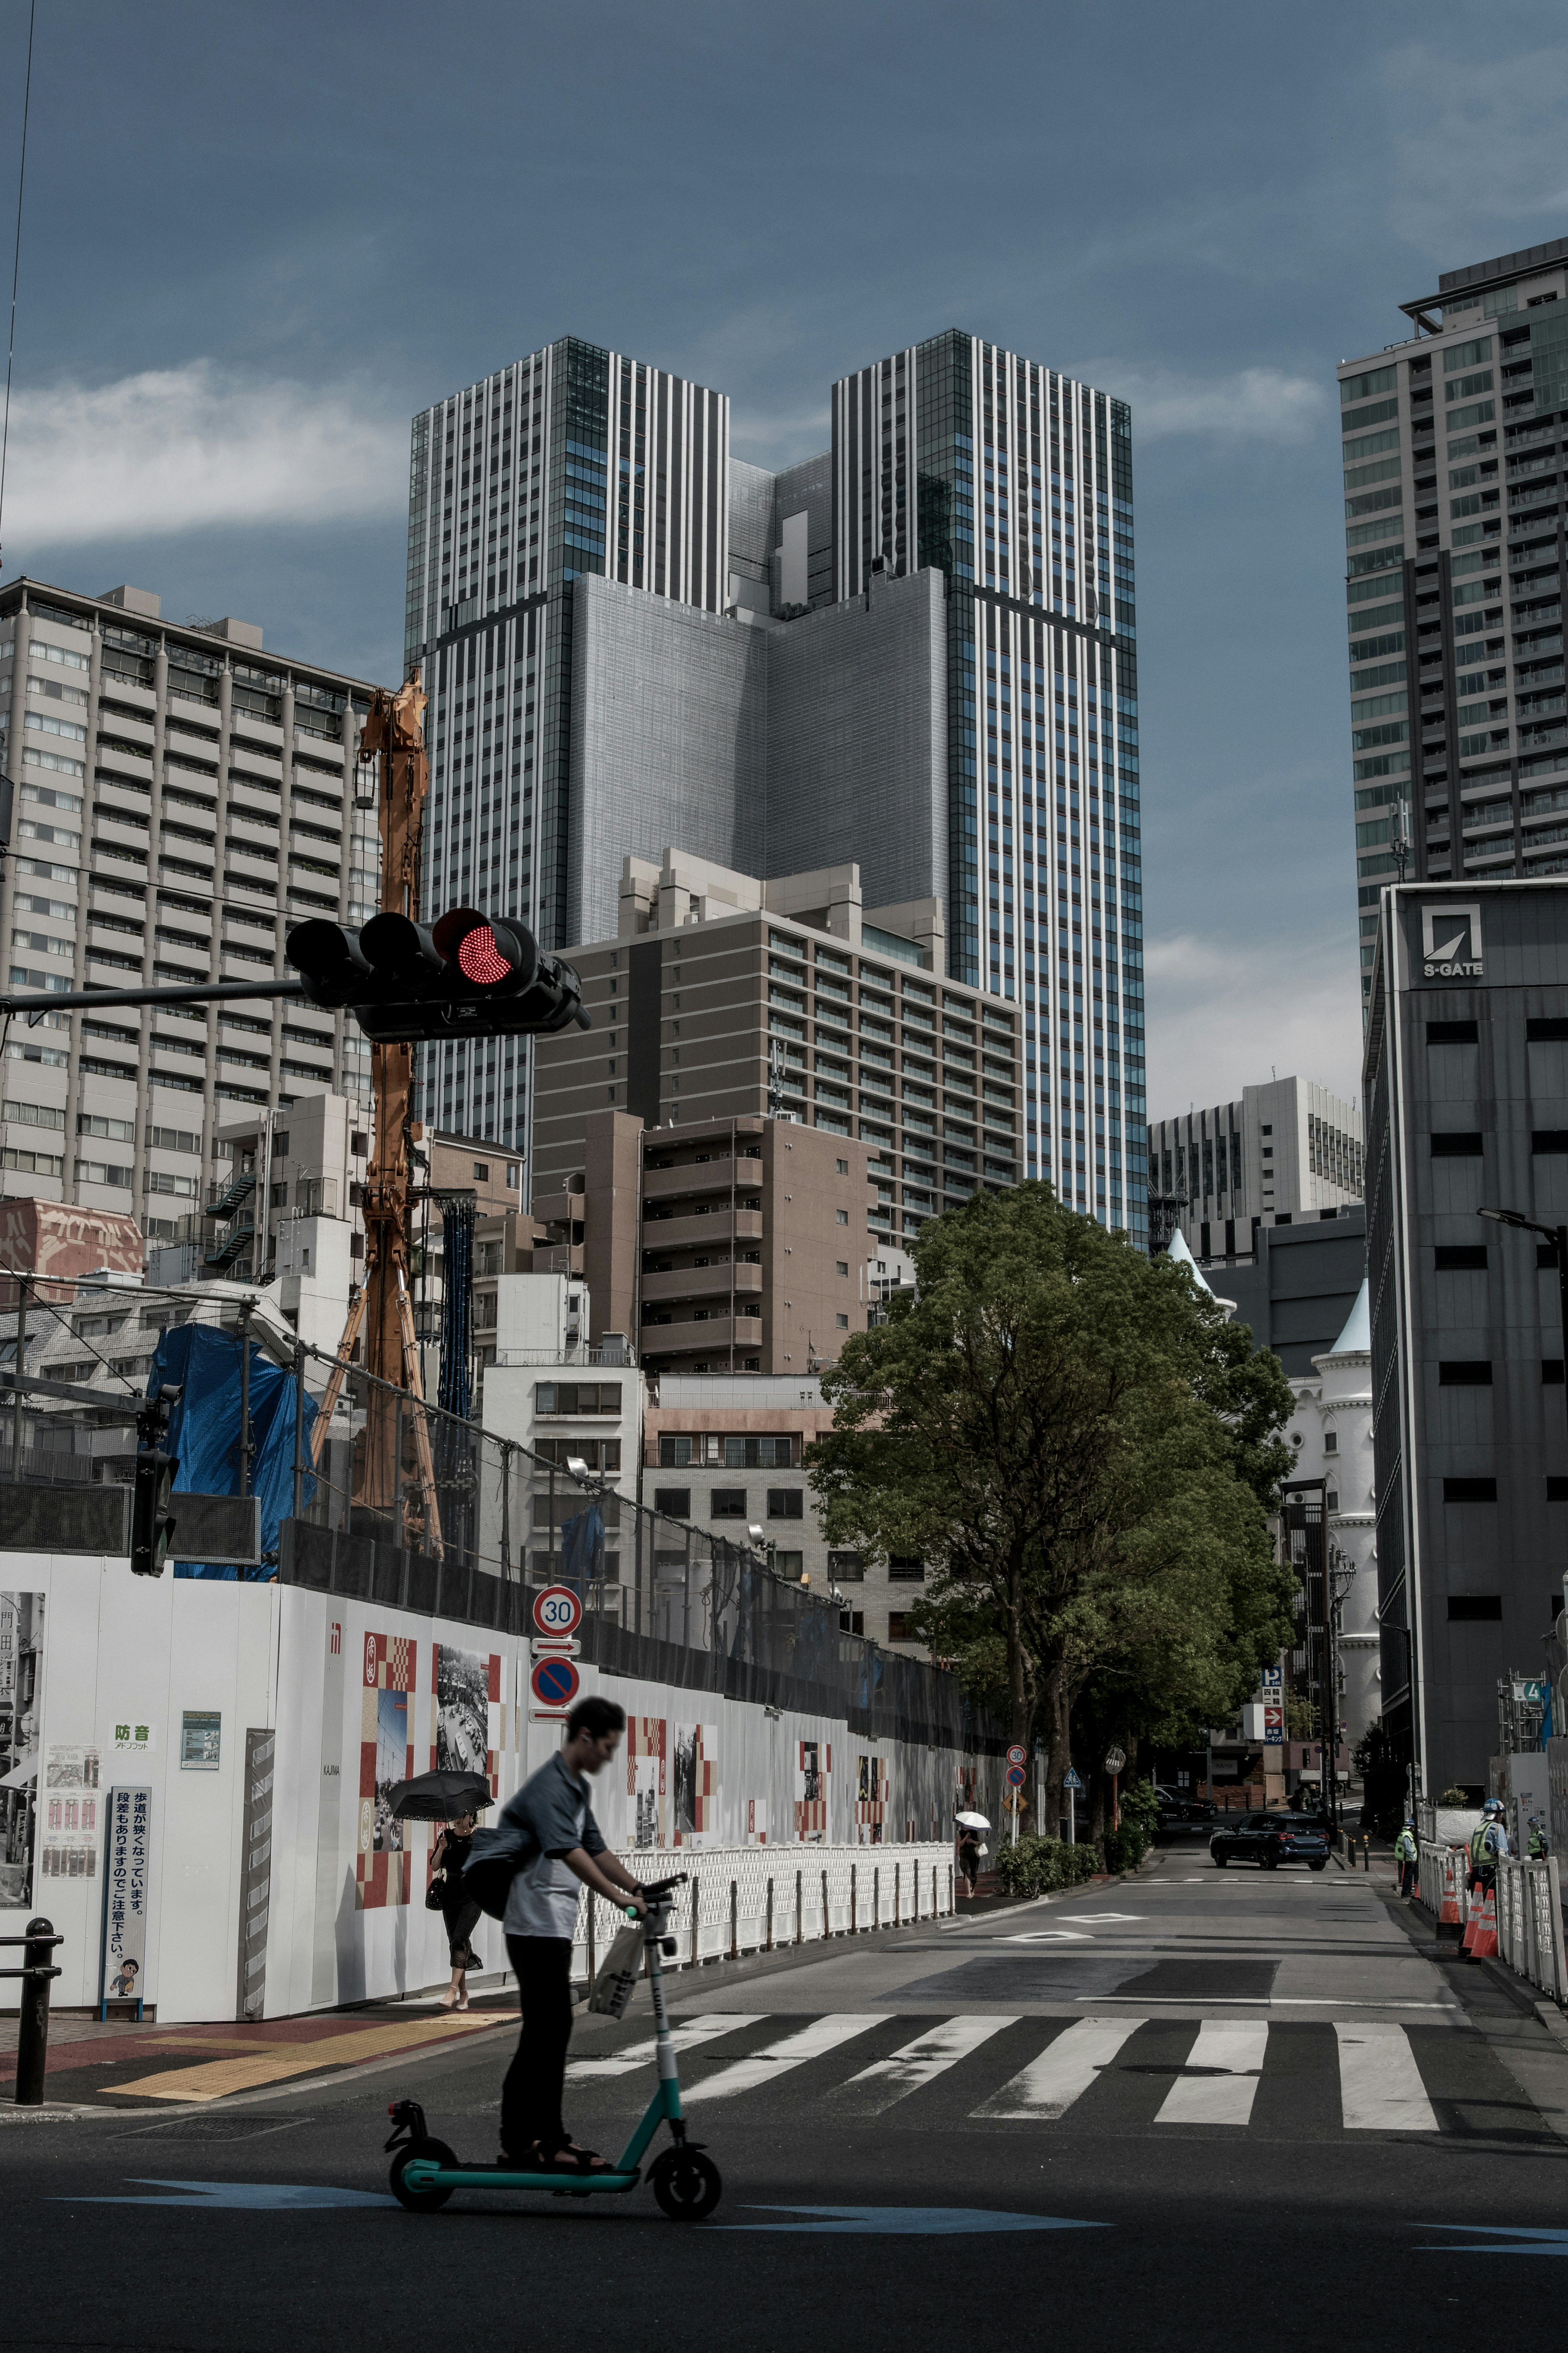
[671,1722,716,1845]
[795,1737,831,1842]
[101,1784,151,2003]
[432,1644,503,1800]
[0,1591,44,1911]
[358,1632,416,1909]
[627,1717,666,1850]
[42,1744,100,1880]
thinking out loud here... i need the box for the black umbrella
[387,1769,492,1822]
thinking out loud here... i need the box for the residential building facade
[1365,877,1568,1800]
[1344,234,1568,1010]
[1147,1075,1365,1264]
[531,848,1022,1251]
[0,579,383,1243]
[404,330,1146,1245]
[1278,1282,1381,1771]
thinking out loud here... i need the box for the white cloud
[1,360,408,546]
[1078,364,1327,446]
[1143,928,1364,1117]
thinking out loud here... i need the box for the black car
[1210,1811,1330,1870]
[1156,1785,1215,1825]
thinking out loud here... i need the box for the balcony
[640,1262,763,1305]
[641,1158,760,1204]
[641,1207,762,1249]
[638,1316,748,1355]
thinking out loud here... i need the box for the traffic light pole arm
[0,979,307,1018]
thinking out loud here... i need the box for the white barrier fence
[1417,1841,1568,2007]
[1495,1853,1568,2006]
[571,1843,956,1985]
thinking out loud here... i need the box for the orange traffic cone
[1470,1885,1498,1959]
[1438,1869,1459,1927]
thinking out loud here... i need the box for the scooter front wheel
[390,2138,458,2212]
[649,2147,722,2222]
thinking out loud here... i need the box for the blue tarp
[147,1324,317,1581]
[560,1504,604,1593]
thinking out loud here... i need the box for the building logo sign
[1421,902,1483,981]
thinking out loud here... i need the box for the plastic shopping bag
[588,1920,646,2018]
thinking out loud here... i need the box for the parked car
[1156,1785,1215,1825]
[1210,1811,1330,1870]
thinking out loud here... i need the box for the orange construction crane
[310,672,441,1557]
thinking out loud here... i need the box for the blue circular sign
[531,1655,580,1708]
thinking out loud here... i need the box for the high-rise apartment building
[1147,1074,1364,1262]
[405,330,1146,1243]
[0,578,383,1244]
[1345,234,1568,1008]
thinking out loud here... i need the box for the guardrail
[1494,1853,1568,2005]
[570,1843,956,1988]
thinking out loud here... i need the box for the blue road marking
[1416,2225,1568,2255]
[719,2205,1108,2235]
[62,2180,398,2210]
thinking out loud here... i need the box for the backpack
[460,1798,540,1921]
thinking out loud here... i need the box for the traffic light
[131,1442,179,1577]
[285,906,590,1043]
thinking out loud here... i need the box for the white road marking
[682,2014,889,2103]
[831,2016,1017,2112]
[1335,2021,1439,2131]
[1001,1929,1094,1943]
[973,2016,1145,2121]
[566,2014,766,2079]
[1155,2020,1268,2126]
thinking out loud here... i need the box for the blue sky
[4,0,1568,1115]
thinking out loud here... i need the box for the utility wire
[0,1246,142,1397]
[0,0,36,572]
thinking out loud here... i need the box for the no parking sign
[530,1654,580,1710]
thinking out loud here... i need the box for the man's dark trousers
[501,1935,574,2157]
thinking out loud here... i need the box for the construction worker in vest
[1528,1814,1549,1860]
[1467,1798,1508,1893]
[1394,1819,1418,1898]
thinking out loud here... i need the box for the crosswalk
[565,2010,1512,2137]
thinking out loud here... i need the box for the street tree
[807,1183,1296,1834]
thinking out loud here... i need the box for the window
[829,1549,864,1582]
[653,1487,690,1518]
[1428,1020,1479,1043]
[1431,1132,1484,1157]
[535,1381,621,1414]
[836,1157,849,1173]
[836,1261,849,1278]
[840,1608,866,1636]
[773,1551,805,1578]
[888,1613,915,1641]
[767,1488,804,1519]
[1527,1018,1568,1043]
[1435,1245,1488,1269]
[1439,1361,1493,1385]
[1448,1595,1502,1620]
[1443,1477,1497,1501]
[474,1160,489,1180]
[888,1556,925,1581]
[351,1130,368,1155]
[1533,1132,1568,1155]
[710,1488,747,1517]
[835,1209,849,1225]
[835,1313,849,1329]
[1323,1429,1337,1453]
[1550,1477,1568,1502]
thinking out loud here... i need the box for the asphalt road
[7,1836,1568,2352]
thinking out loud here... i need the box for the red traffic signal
[431,907,539,997]
[285,905,588,1044]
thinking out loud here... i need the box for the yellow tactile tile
[105,2010,507,2102]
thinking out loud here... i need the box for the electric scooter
[385,1873,722,2221]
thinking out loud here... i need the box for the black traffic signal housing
[286,906,590,1044]
[130,1388,180,1577]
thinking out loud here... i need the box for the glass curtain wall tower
[832,332,1145,1237]
[404,338,728,1153]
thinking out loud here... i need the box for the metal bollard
[821,1867,829,1939]
[729,1879,738,1961]
[766,1877,775,1954]
[13,1918,62,2108]
[796,1868,803,1946]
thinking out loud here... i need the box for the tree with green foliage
[807,1183,1297,1836]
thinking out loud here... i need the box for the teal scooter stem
[387,1871,722,2221]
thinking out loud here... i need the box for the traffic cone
[1461,1888,1480,1953]
[1470,1886,1498,1959]
[1438,1867,1459,1927]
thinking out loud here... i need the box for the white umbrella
[955,1810,991,1830]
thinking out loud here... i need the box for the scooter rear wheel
[650,2148,722,2222]
[390,2138,459,2211]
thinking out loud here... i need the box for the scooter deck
[403,2159,641,2195]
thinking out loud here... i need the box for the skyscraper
[0,577,380,1242]
[405,330,1146,1243]
[1344,234,1568,1008]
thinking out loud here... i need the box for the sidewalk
[0,1994,517,2110]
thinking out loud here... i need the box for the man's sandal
[550,2141,614,2174]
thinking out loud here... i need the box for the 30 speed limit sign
[532,1585,583,1640]
[1006,1743,1027,1767]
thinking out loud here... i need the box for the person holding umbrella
[956,1809,989,1898]
[388,1768,493,2011]
[431,1810,483,2010]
